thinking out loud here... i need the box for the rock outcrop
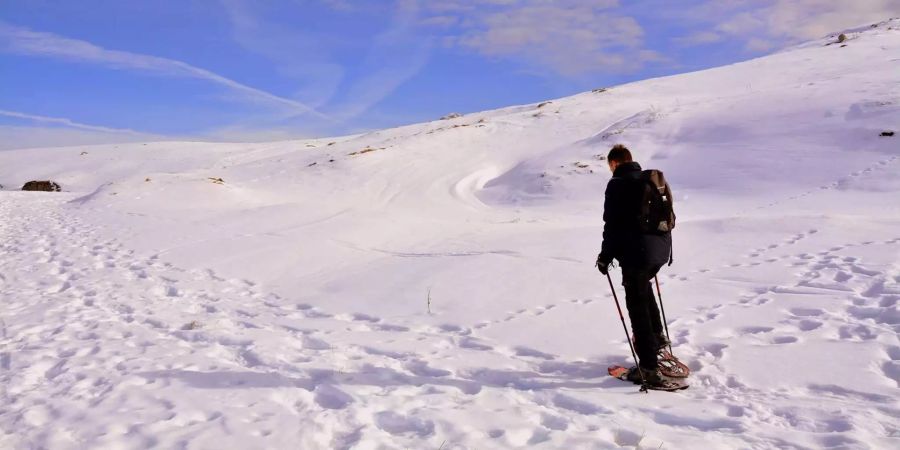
[22,181,61,192]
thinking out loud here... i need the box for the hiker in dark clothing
[596,144,673,384]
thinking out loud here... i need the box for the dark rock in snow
[880,131,894,137]
[22,180,61,192]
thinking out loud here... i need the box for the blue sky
[1,0,895,148]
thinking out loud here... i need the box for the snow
[1,19,899,450]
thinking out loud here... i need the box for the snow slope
[1,19,899,450]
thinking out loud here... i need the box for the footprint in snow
[513,346,555,360]
[404,360,451,377]
[837,324,876,341]
[314,385,353,410]
[770,335,799,344]
[305,310,333,319]
[789,307,825,317]
[373,323,409,332]
[649,410,744,432]
[437,323,469,335]
[739,326,774,335]
[540,413,569,431]
[458,337,493,351]
[700,343,728,358]
[550,393,609,415]
[796,319,823,331]
[302,336,331,351]
[613,429,644,447]
[351,313,379,323]
[373,411,434,437]
[487,429,505,439]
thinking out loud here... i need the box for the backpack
[638,169,675,235]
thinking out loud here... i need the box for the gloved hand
[596,254,615,275]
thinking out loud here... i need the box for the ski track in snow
[2,192,898,449]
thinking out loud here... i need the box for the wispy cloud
[328,0,432,121]
[0,22,327,119]
[219,0,346,110]
[0,109,149,135]
[0,110,171,150]
[220,0,430,122]
[0,125,168,151]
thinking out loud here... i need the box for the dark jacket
[599,162,671,270]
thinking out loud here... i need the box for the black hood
[613,161,642,177]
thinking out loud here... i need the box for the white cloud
[751,0,899,40]
[419,15,459,27]
[744,37,774,52]
[0,22,327,119]
[675,0,899,50]
[420,0,658,76]
[674,31,723,46]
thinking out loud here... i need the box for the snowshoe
[629,334,690,378]
[657,348,690,378]
[608,365,689,392]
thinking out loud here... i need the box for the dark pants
[622,265,664,370]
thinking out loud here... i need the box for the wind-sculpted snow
[1,19,899,450]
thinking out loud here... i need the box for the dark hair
[607,144,633,163]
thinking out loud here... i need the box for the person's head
[607,144,633,173]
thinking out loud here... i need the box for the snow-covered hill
[1,19,899,450]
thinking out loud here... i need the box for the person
[596,144,673,385]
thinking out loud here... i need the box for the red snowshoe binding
[631,334,690,378]
[657,348,690,378]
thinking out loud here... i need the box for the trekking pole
[654,276,674,356]
[606,273,648,393]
